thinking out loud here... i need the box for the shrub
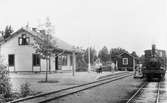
[76,58,88,72]
[20,82,32,97]
[0,64,12,101]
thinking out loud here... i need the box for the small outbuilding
[117,52,138,71]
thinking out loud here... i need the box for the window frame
[62,55,67,65]
[18,34,30,45]
[8,54,15,66]
[122,58,128,65]
[33,54,40,66]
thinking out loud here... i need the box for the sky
[0,0,167,56]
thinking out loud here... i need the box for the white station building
[0,27,78,72]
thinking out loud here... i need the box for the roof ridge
[0,27,78,53]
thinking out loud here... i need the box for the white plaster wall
[41,59,47,71]
[67,54,71,66]
[61,66,72,70]
[50,57,55,71]
[0,30,74,72]
[33,66,41,71]
[40,57,55,71]
[1,32,36,71]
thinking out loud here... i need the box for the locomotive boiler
[142,45,167,80]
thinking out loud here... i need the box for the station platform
[9,71,125,93]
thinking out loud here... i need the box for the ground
[45,75,143,103]
[9,71,145,103]
[9,71,120,93]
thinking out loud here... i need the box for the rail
[10,72,133,103]
[126,81,161,103]
[126,82,147,103]
[155,82,160,103]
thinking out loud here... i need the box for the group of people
[96,66,102,73]
[95,59,103,73]
[94,59,117,73]
[134,64,143,78]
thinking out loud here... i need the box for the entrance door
[8,54,15,71]
[55,56,58,70]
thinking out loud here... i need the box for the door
[8,54,15,71]
[55,56,59,70]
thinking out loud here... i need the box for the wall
[118,53,133,71]
[1,31,35,71]
[0,30,75,72]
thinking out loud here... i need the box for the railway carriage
[142,45,167,80]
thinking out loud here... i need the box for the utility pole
[45,33,49,82]
[88,47,91,72]
[72,52,76,76]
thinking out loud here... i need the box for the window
[8,54,15,66]
[58,55,67,65]
[62,55,67,65]
[18,34,30,45]
[122,58,128,65]
[33,54,40,66]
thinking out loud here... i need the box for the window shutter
[18,37,22,45]
[26,37,30,44]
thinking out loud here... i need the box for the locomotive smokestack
[152,44,156,49]
[152,44,156,57]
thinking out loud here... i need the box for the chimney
[32,28,37,32]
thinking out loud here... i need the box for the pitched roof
[119,52,138,59]
[0,27,78,53]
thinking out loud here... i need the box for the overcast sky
[0,0,167,56]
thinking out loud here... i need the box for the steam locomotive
[142,45,167,80]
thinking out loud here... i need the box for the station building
[117,52,138,71]
[0,27,78,72]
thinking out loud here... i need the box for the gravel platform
[47,76,144,103]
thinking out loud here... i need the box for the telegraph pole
[45,33,49,82]
[87,31,91,72]
[88,46,91,72]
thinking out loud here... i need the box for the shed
[117,52,138,71]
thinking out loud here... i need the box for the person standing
[111,62,115,72]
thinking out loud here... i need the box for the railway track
[155,82,160,103]
[126,81,161,103]
[10,72,133,103]
[126,82,147,103]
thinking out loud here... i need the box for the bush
[76,58,88,72]
[20,82,32,97]
[0,64,12,101]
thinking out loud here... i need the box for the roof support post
[67,54,71,66]
[72,52,76,76]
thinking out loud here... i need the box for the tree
[76,49,88,71]
[139,54,145,64]
[0,55,12,102]
[33,18,56,82]
[131,51,138,58]
[83,47,97,65]
[2,25,14,39]
[110,48,128,63]
[98,46,109,64]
